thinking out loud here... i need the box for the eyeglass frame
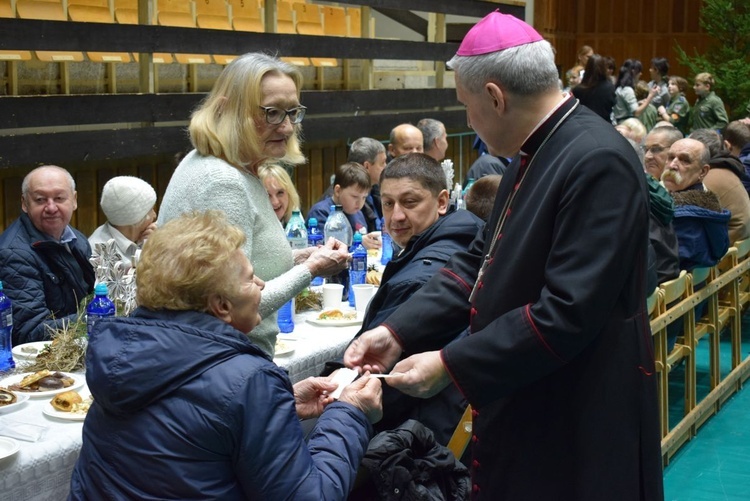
[258,105,307,125]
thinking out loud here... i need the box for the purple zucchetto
[456,10,544,57]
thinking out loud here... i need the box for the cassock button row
[472,435,479,444]
[473,484,481,493]
[477,282,483,290]
[472,460,481,469]
[471,408,479,418]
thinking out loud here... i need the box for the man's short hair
[447,40,559,96]
[21,165,76,199]
[689,128,723,158]
[465,175,502,221]
[649,125,683,147]
[723,121,750,150]
[334,162,371,191]
[416,118,444,153]
[380,153,447,197]
[348,137,386,165]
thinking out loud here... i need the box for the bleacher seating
[0,0,33,62]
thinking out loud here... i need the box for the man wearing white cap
[345,10,663,500]
[89,176,157,269]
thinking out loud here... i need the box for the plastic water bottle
[87,283,116,337]
[307,218,324,286]
[285,210,307,250]
[277,299,295,333]
[0,281,15,372]
[453,182,464,210]
[381,224,393,266]
[323,205,353,246]
[324,205,353,301]
[348,233,368,307]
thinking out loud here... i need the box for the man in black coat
[0,165,95,344]
[345,11,663,500]
[326,153,484,445]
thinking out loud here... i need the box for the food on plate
[9,370,76,392]
[21,345,40,355]
[51,390,83,412]
[0,389,17,406]
[317,309,357,321]
[366,268,382,286]
[275,340,291,353]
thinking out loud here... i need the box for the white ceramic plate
[274,340,295,357]
[42,402,88,421]
[0,372,84,398]
[0,437,20,460]
[12,341,52,361]
[306,317,362,327]
[0,392,30,414]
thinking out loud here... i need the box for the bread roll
[51,391,83,412]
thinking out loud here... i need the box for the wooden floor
[663,311,750,500]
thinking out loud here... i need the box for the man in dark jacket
[327,153,484,445]
[345,12,664,500]
[663,138,731,270]
[0,165,95,344]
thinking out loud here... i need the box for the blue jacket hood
[86,307,269,416]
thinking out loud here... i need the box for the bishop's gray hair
[447,40,559,96]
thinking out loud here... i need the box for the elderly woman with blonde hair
[158,52,349,356]
[69,211,382,500]
[258,164,301,226]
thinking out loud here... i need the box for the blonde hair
[136,211,247,312]
[694,72,714,88]
[189,53,305,169]
[616,118,648,143]
[258,164,301,224]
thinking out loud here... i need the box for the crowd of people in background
[3,18,750,499]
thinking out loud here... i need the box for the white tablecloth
[0,378,86,501]
[274,305,362,384]
[0,306,361,500]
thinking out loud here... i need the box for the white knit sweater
[158,150,311,356]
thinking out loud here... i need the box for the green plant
[675,0,750,118]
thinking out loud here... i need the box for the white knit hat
[101,176,157,226]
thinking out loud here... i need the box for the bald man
[0,166,95,344]
[387,123,423,160]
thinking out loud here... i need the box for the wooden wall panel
[541,0,709,87]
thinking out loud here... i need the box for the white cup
[322,283,344,310]
[352,284,375,316]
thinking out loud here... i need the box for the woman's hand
[304,238,350,277]
[339,373,383,424]
[292,247,316,265]
[293,376,338,419]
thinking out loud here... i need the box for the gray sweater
[158,150,311,356]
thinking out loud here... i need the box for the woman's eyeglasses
[259,105,307,125]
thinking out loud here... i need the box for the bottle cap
[353,232,362,243]
[94,283,109,295]
[308,217,318,226]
